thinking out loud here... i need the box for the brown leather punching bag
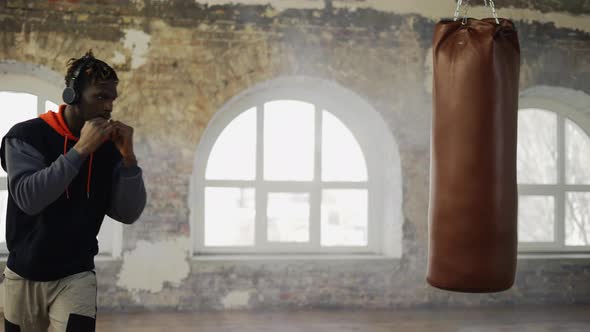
[427,1,521,293]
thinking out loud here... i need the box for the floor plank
[3,306,590,331]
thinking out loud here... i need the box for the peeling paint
[116,238,190,293]
[131,0,146,12]
[204,0,324,11]
[122,29,151,70]
[202,0,590,33]
[222,290,253,308]
[111,50,126,65]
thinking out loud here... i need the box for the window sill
[192,254,399,262]
[94,254,122,262]
[518,253,590,260]
[0,254,120,264]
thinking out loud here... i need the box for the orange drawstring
[63,135,94,199]
[44,107,94,200]
[87,153,94,198]
[63,136,70,199]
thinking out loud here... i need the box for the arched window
[0,63,121,257]
[190,77,402,256]
[518,86,590,253]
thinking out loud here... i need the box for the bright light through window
[206,108,256,181]
[267,192,310,243]
[321,189,368,246]
[322,110,368,182]
[205,187,256,246]
[0,92,39,178]
[45,100,59,113]
[264,100,315,181]
[517,109,557,185]
[518,107,590,249]
[0,190,8,245]
[203,99,370,250]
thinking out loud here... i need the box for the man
[0,50,146,331]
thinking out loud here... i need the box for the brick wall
[0,0,589,311]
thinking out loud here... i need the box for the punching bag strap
[453,0,500,24]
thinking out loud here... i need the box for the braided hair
[64,50,119,90]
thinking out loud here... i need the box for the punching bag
[427,0,521,293]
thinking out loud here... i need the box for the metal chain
[453,0,500,24]
[453,0,465,21]
[488,0,500,24]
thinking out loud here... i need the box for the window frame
[0,63,122,258]
[518,86,590,254]
[190,77,403,257]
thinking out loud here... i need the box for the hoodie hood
[39,105,79,141]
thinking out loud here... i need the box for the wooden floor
[3,306,590,331]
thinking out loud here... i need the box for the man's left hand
[110,120,137,167]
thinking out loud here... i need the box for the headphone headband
[68,56,94,88]
[63,55,95,105]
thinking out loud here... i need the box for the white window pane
[566,119,590,184]
[45,100,59,113]
[0,92,38,178]
[264,100,314,181]
[518,195,554,242]
[206,108,256,180]
[205,187,255,246]
[267,193,309,243]
[517,109,557,184]
[0,190,7,245]
[97,215,115,254]
[322,111,368,182]
[321,189,368,247]
[566,192,590,246]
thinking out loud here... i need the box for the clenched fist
[109,120,137,167]
[74,118,114,157]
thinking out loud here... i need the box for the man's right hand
[73,118,114,157]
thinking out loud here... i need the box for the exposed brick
[0,0,588,312]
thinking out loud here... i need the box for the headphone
[62,56,95,105]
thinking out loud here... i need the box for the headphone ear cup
[62,87,77,105]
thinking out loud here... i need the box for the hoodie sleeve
[106,162,146,224]
[5,138,85,215]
